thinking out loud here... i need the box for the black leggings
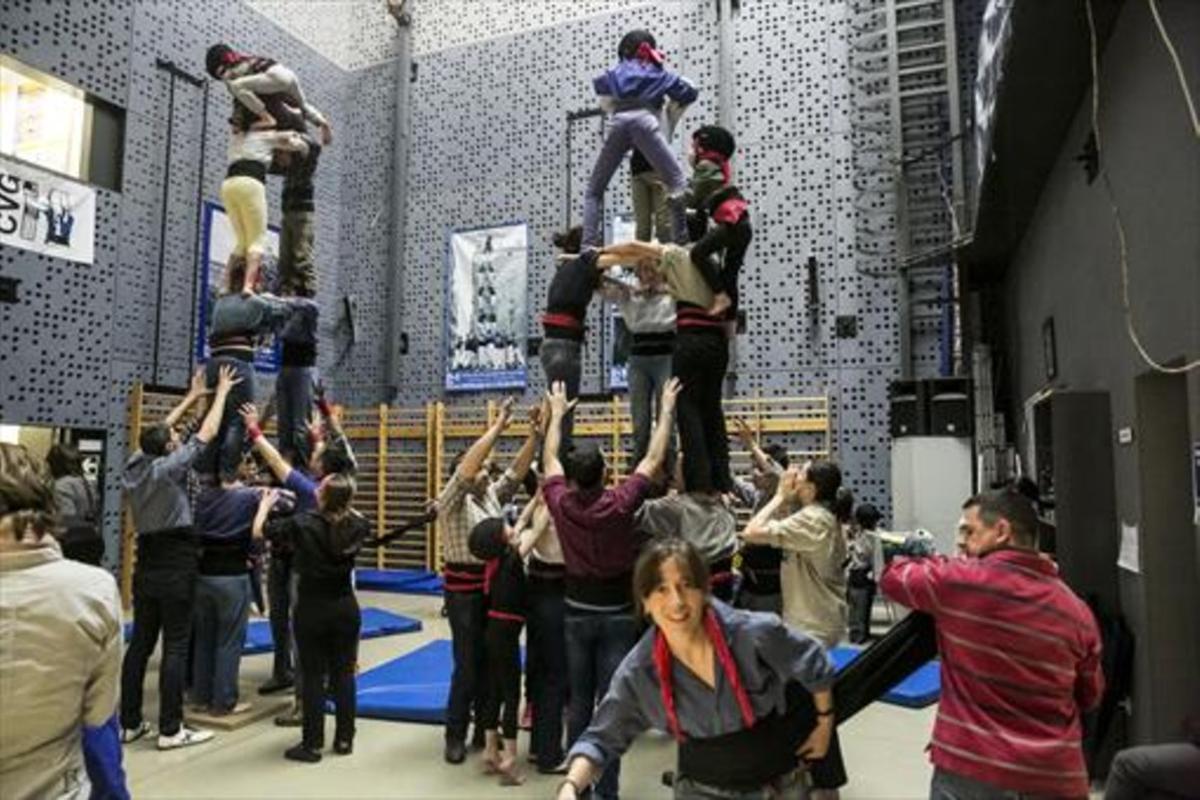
[294,592,360,749]
[481,617,523,740]
[674,329,731,493]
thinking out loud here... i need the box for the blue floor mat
[353,639,524,724]
[830,645,941,708]
[355,639,454,723]
[356,568,444,596]
[122,606,422,655]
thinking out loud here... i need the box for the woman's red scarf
[652,606,756,742]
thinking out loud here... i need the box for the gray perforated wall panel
[0,0,394,564]
[395,0,906,516]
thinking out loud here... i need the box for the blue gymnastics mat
[122,606,422,655]
[829,645,941,708]
[355,639,454,723]
[353,639,525,724]
[355,568,444,596]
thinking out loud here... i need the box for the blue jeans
[195,357,256,482]
[276,365,315,465]
[540,338,582,457]
[191,574,251,712]
[626,352,673,465]
[583,108,687,248]
[566,611,640,799]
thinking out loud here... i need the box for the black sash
[677,682,812,791]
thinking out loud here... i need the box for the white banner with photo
[445,222,529,392]
[0,154,95,264]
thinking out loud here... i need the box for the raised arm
[542,382,577,480]
[162,369,208,429]
[252,489,280,541]
[459,396,515,480]
[513,493,547,559]
[634,378,681,478]
[740,468,801,543]
[505,404,545,486]
[314,380,357,475]
[240,403,295,483]
[195,365,241,445]
[734,419,781,475]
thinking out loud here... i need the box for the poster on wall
[195,201,282,373]
[0,154,95,264]
[604,215,637,391]
[974,0,1015,199]
[445,222,528,392]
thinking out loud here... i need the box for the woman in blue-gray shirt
[557,539,840,800]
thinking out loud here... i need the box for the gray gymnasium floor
[122,591,937,799]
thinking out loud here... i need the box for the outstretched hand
[496,396,516,427]
[188,368,208,398]
[660,377,682,414]
[239,403,260,429]
[215,364,242,395]
[733,418,756,449]
[546,381,578,419]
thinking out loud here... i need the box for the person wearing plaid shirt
[437,397,543,765]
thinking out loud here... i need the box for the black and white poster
[445,222,528,392]
[0,154,95,264]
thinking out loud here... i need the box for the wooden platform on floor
[185,693,291,731]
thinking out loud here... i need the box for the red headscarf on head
[635,41,665,66]
[651,606,757,742]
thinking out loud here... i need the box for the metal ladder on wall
[848,0,965,378]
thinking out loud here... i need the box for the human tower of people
[0,28,1116,800]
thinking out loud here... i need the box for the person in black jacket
[255,473,369,763]
[685,125,752,326]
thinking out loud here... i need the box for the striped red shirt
[880,550,1104,798]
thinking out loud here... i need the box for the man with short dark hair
[436,398,542,765]
[542,377,679,800]
[880,489,1105,799]
[120,366,240,750]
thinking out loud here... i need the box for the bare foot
[482,750,501,775]
[497,756,525,786]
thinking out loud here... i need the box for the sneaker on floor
[121,722,152,744]
[157,726,215,750]
[275,706,303,727]
[210,702,251,717]
[258,676,294,695]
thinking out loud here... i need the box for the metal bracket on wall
[150,58,207,386]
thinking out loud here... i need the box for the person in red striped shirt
[880,488,1105,799]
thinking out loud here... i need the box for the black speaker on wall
[927,378,973,436]
[889,380,926,437]
[890,378,973,438]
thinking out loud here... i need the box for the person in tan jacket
[0,443,125,800]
